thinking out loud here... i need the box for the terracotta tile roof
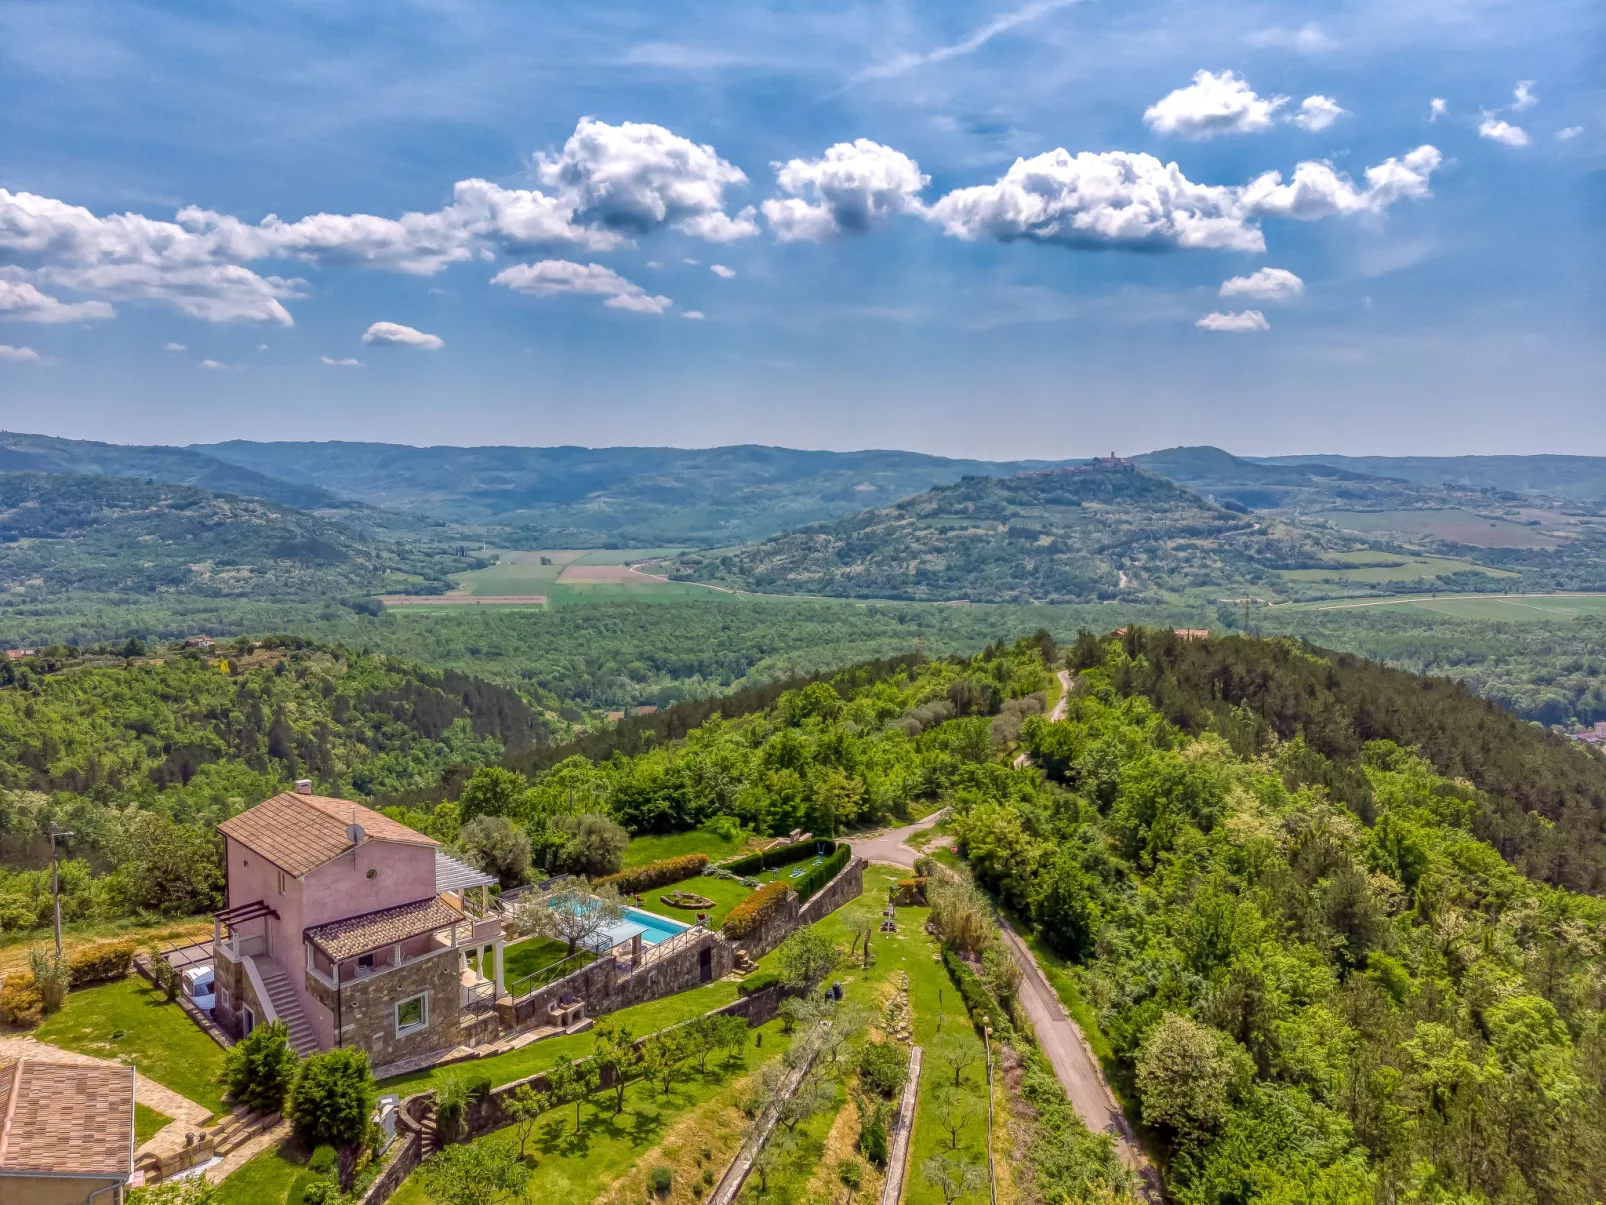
[0,1058,135,1178]
[304,895,464,961]
[219,791,437,877]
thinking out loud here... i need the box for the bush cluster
[0,973,42,1026]
[894,877,928,905]
[721,881,791,940]
[593,853,709,894]
[723,839,835,877]
[940,948,1016,1044]
[794,845,851,902]
[736,970,782,997]
[67,940,135,987]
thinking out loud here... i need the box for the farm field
[398,547,736,608]
[621,828,750,869]
[1311,508,1565,548]
[1278,549,1511,584]
[1297,591,1606,622]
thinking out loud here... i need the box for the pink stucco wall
[224,835,439,1050]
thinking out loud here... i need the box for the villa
[212,781,504,1067]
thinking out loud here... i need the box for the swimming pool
[587,906,691,952]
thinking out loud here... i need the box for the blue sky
[0,0,1599,458]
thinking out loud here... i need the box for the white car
[182,964,216,1014]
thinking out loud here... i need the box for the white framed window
[395,993,428,1036]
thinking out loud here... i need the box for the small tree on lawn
[546,1055,598,1133]
[712,1014,751,1069]
[749,1126,796,1196]
[592,1016,641,1114]
[932,1030,980,1089]
[922,1153,986,1205]
[641,1029,689,1096]
[515,884,627,957]
[222,1019,298,1112]
[776,928,840,996]
[286,1048,377,1187]
[503,1083,549,1161]
[843,903,880,969]
[418,1143,532,1205]
[933,1084,975,1152]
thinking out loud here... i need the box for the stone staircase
[419,1109,441,1157]
[211,1108,282,1156]
[254,958,319,1055]
[732,948,755,973]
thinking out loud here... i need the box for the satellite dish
[347,823,365,845]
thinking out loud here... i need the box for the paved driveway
[851,809,949,869]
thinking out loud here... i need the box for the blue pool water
[588,906,690,951]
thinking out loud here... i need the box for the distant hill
[1134,445,1461,511]
[670,462,1346,603]
[0,430,342,510]
[0,472,458,597]
[1252,453,1606,506]
[193,440,1079,544]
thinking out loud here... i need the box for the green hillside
[0,471,476,599]
[671,463,1349,603]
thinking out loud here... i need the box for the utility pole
[49,825,73,960]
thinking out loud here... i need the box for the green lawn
[214,1139,327,1205]
[135,1102,172,1146]
[379,979,742,1098]
[623,828,747,868]
[390,1019,785,1205]
[500,936,591,985]
[629,875,753,930]
[34,977,228,1113]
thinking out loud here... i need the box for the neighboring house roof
[0,1059,135,1179]
[435,849,496,894]
[219,791,438,877]
[305,895,464,961]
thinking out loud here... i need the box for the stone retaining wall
[505,927,735,1029]
[798,857,866,927]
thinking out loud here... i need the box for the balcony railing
[506,949,596,1001]
[461,977,497,1016]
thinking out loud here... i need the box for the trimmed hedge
[0,974,42,1027]
[594,853,709,894]
[722,881,792,941]
[795,845,851,902]
[67,940,135,987]
[894,877,928,906]
[737,970,782,997]
[941,948,1017,1043]
[723,840,836,877]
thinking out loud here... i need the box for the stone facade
[505,927,735,1029]
[733,892,801,962]
[325,948,463,1068]
[210,950,271,1042]
[797,857,866,927]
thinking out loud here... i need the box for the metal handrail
[506,949,595,1000]
[633,920,708,968]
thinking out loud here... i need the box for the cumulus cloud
[1144,70,1286,139]
[0,344,42,362]
[1237,146,1442,220]
[681,310,706,319]
[1512,81,1538,111]
[0,279,114,323]
[710,264,736,278]
[1429,98,1448,121]
[762,140,929,241]
[1292,95,1347,132]
[492,259,673,314]
[320,355,362,366]
[1220,267,1304,302]
[1478,117,1530,146]
[164,342,186,351]
[0,118,756,325]
[925,144,1439,254]
[1557,126,1584,141]
[1196,310,1269,332]
[536,117,756,241]
[361,321,444,349]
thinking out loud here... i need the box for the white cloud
[1512,81,1538,112]
[1245,24,1334,54]
[1196,310,1269,332]
[536,117,756,242]
[1220,267,1304,302]
[1429,98,1448,121]
[682,258,700,265]
[0,279,114,323]
[646,260,664,269]
[710,264,736,278]
[256,342,268,350]
[0,344,42,362]
[320,355,362,366]
[1478,117,1530,147]
[853,0,1081,83]
[1144,70,1286,139]
[681,310,706,320]
[1556,126,1584,141]
[492,260,673,314]
[763,139,929,242]
[1292,95,1347,132]
[1238,146,1442,220]
[164,342,186,351]
[201,358,228,369]
[361,321,444,349]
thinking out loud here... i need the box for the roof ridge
[0,1056,20,1167]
